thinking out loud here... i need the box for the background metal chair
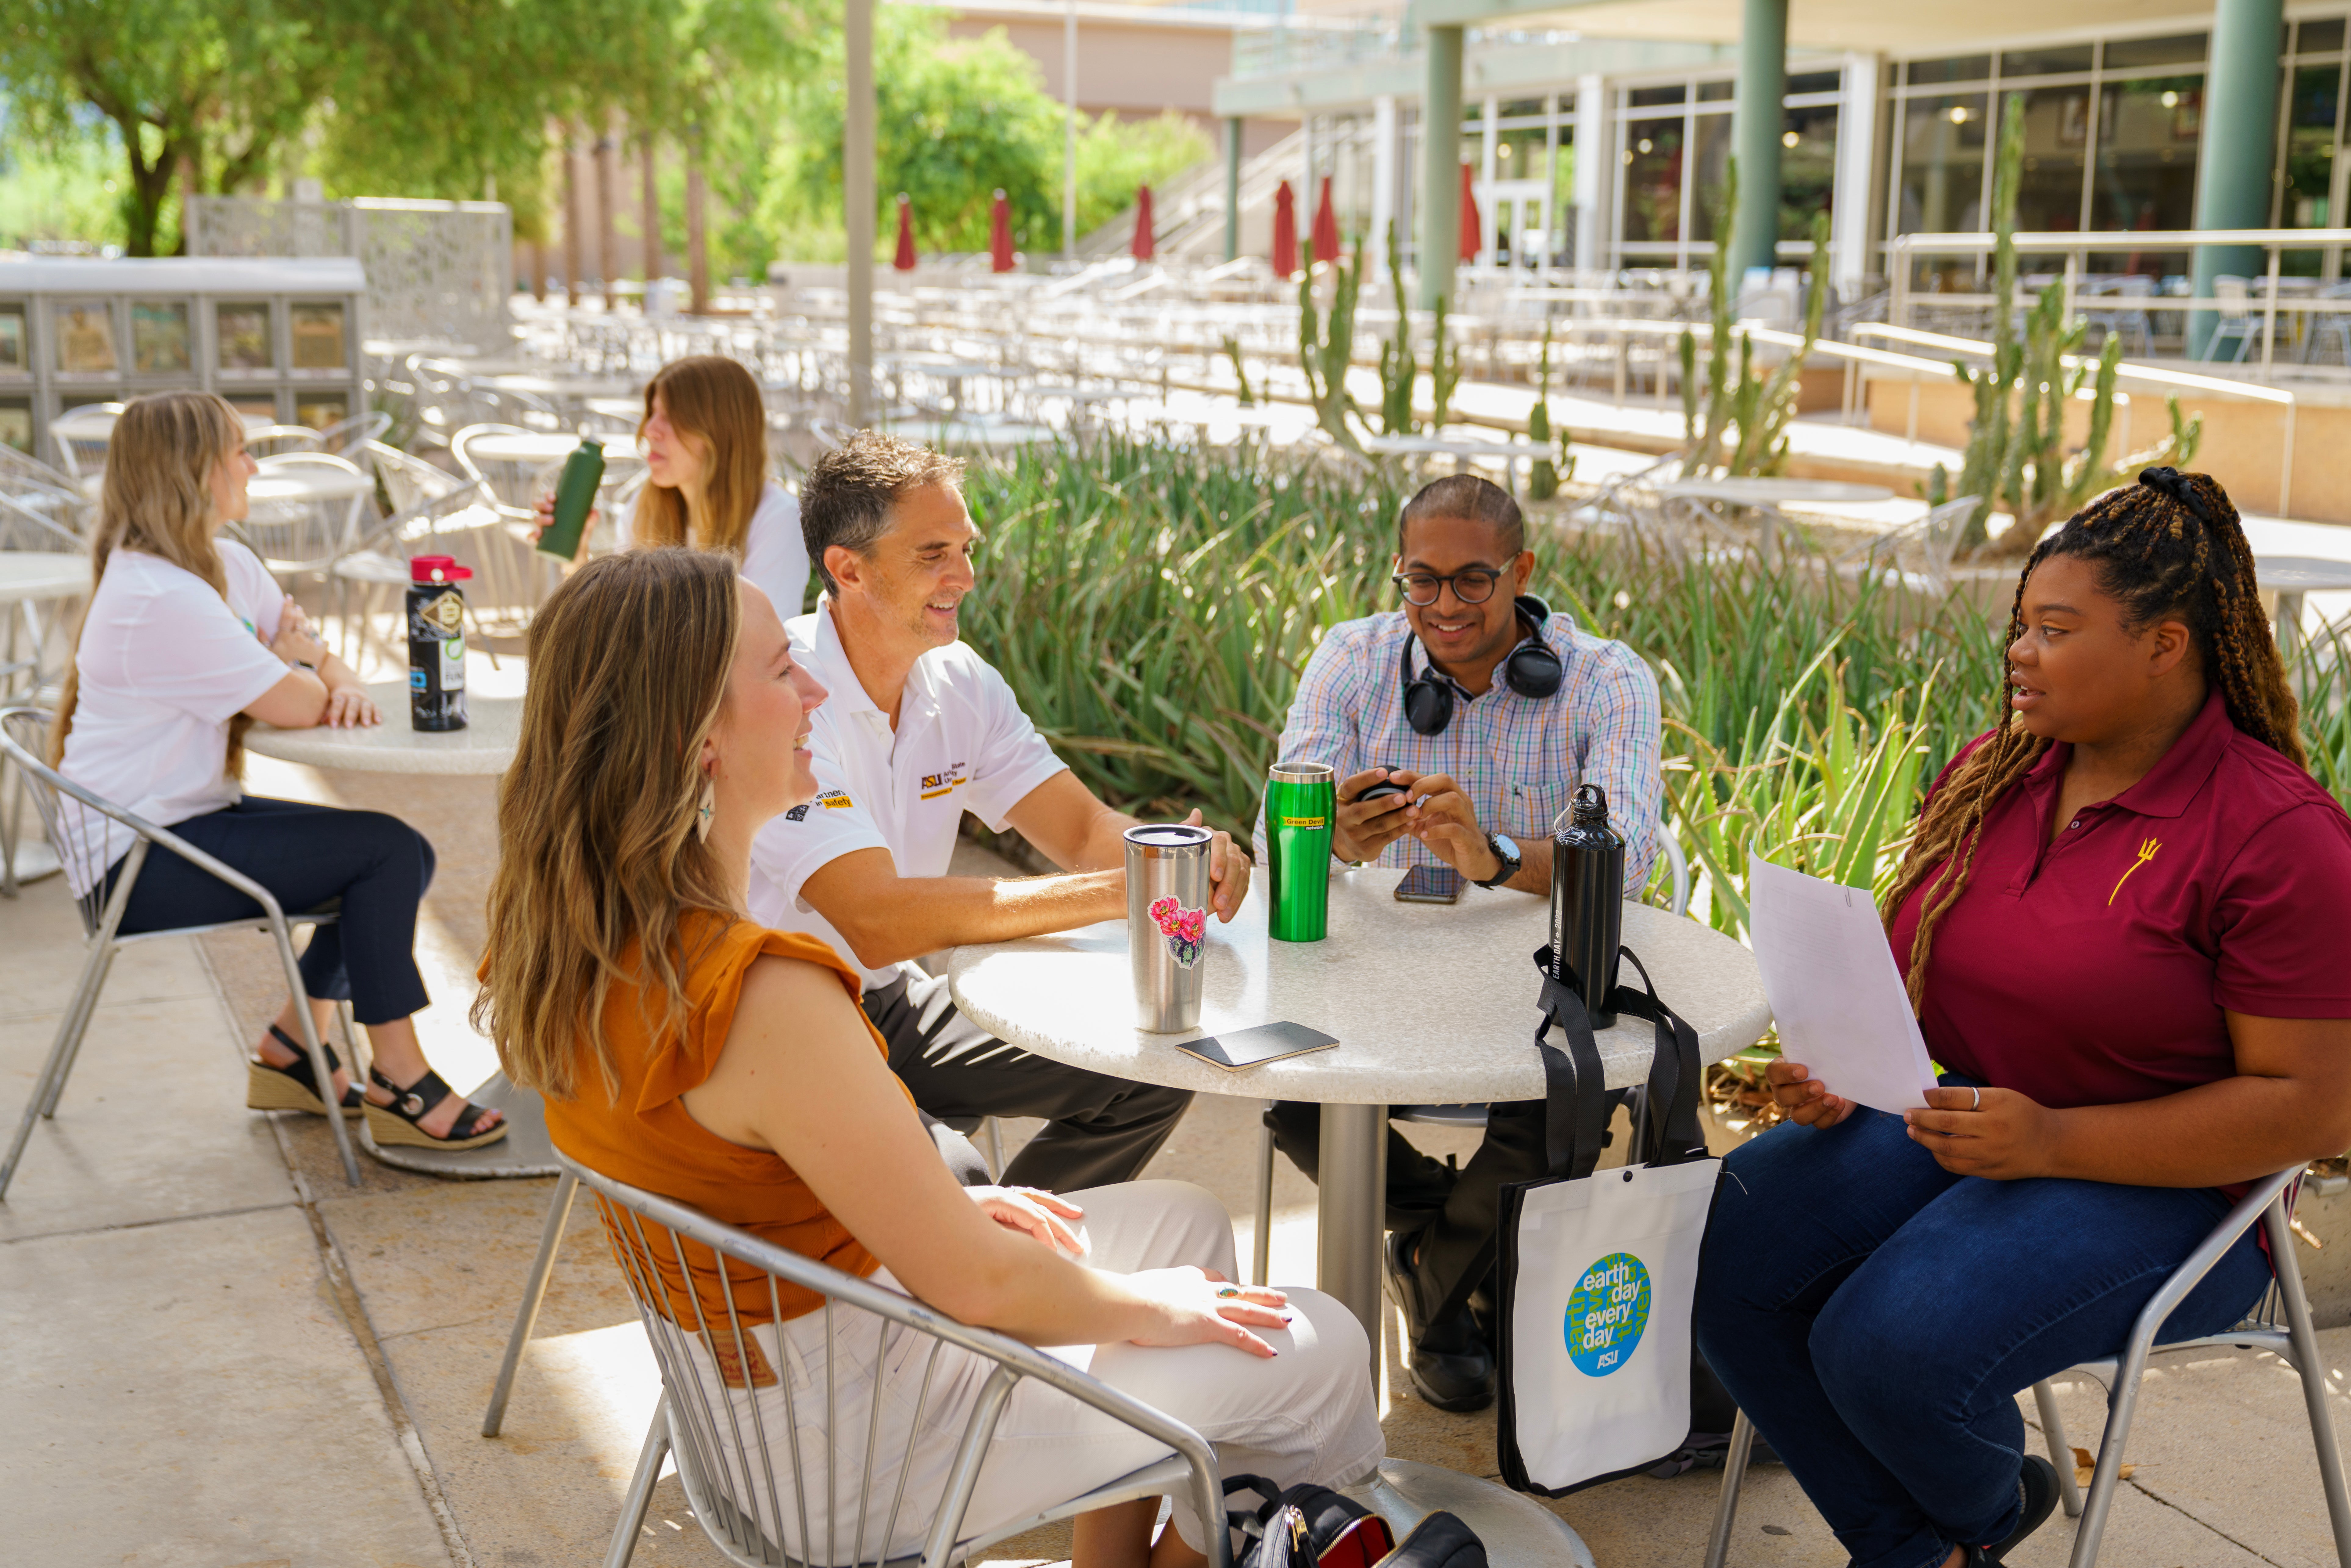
[1833,494,1980,599]
[1248,831,1693,1286]
[2202,277,2261,364]
[0,705,364,1193]
[562,1147,1229,1568]
[1701,1164,2351,1568]
[329,447,503,668]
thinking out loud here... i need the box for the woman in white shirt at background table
[49,392,505,1150]
[535,353,810,613]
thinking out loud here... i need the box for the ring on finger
[1216,1286,1241,1299]
[1969,1086,1982,1111]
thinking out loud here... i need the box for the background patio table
[2255,555,2351,659]
[245,679,551,1180]
[1655,476,1894,563]
[947,863,1770,1563]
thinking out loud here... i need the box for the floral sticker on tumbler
[1564,1251,1651,1376]
[1147,895,1207,968]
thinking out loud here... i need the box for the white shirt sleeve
[743,721,893,926]
[94,547,294,724]
[739,482,811,617]
[958,658,1072,831]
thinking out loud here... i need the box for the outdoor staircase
[1076,127,1306,262]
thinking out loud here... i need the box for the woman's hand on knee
[1903,1086,2059,1179]
[1121,1267,1292,1359]
[1766,1058,1857,1128]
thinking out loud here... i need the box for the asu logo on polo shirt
[784,787,857,823]
[918,763,969,801]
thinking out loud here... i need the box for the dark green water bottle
[536,438,605,559]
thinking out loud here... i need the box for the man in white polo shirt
[746,431,1250,1192]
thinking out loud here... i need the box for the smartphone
[1395,864,1463,904]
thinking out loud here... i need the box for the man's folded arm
[797,847,1125,970]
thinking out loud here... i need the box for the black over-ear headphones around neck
[1400,594,1565,736]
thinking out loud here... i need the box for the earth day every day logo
[1564,1252,1651,1376]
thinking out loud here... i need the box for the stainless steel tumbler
[1126,823,1213,1032]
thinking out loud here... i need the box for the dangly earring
[695,773,717,842]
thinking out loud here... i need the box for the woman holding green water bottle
[533,354,810,614]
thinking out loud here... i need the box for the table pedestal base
[360,1071,561,1179]
[1346,1459,1595,1568]
[2,839,60,896]
[1318,1102,1390,1377]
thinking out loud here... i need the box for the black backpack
[1224,1476,1485,1568]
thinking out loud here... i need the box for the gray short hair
[800,430,968,594]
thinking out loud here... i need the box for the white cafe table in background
[246,467,377,506]
[1655,476,1893,564]
[244,679,552,1180]
[1367,433,1555,494]
[0,552,92,893]
[947,865,1769,1567]
[2256,555,2351,660]
[460,430,639,467]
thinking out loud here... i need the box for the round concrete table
[947,865,1767,1566]
[247,467,375,506]
[0,553,90,893]
[244,680,554,1181]
[2256,555,2351,659]
[1366,433,1554,494]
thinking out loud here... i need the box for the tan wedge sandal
[246,1024,366,1118]
[364,1066,508,1151]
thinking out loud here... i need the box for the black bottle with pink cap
[405,555,473,732]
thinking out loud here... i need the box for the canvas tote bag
[1496,946,1724,1496]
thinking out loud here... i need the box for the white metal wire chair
[1701,1164,2351,1568]
[1833,495,1980,599]
[235,452,375,585]
[0,705,364,1194]
[1246,833,1693,1286]
[327,452,503,669]
[559,1148,1229,1568]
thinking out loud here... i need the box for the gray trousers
[863,970,1194,1193]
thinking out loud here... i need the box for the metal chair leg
[1253,1102,1276,1287]
[603,1404,672,1568]
[2033,1379,2084,1519]
[2266,1200,2351,1567]
[264,915,361,1187]
[981,1116,1005,1181]
[0,940,110,1199]
[483,1170,580,1436]
[1702,1409,1756,1568]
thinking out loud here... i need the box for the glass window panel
[1896,94,1990,234]
[1621,117,1686,243]
[2009,87,2091,230]
[1787,71,1841,96]
[290,303,346,369]
[1552,129,1576,264]
[1500,98,1546,120]
[216,302,273,371]
[296,396,348,431]
[1780,103,1839,239]
[131,300,191,374]
[2091,78,2203,239]
[1908,56,1991,86]
[0,303,23,372]
[1691,115,1736,241]
[1629,84,1686,107]
[1496,125,1548,182]
[1697,80,1734,102]
[0,398,29,453]
[2001,45,2095,77]
[2106,32,2207,70]
[2283,64,2342,227]
[2299,19,2346,55]
[227,397,281,426]
[53,303,115,375]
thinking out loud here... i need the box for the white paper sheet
[1747,857,1940,1115]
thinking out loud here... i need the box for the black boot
[1384,1229,1496,1412]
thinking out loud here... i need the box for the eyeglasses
[1392,568,1504,607]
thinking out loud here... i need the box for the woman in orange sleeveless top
[475,548,1381,1568]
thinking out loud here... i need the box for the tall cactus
[1297,230,1368,457]
[1528,321,1576,499]
[1429,292,1462,432]
[1377,221,1417,436]
[1678,157,1830,478]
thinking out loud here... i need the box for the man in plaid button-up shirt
[1256,475,1664,1414]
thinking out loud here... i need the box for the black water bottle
[1549,783,1624,1027]
[405,554,473,732]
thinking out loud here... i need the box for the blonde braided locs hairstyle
[471,547,743,1103]
[47,391,250,769]
[1880,468,2302,1013]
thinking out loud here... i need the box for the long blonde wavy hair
[49,391,252,769]
[472,547,744,1102]
[629,355,770,557]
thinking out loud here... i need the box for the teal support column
[1224,118,1243,263]
[1418,24,1465,310]
[1729,0,1788,283]
[2189,0,2285,356]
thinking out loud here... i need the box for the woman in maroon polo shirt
[1695,468,2351,1568]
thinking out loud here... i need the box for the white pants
[670,1181,1385,1564]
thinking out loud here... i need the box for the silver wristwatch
[1474,831,1521,889]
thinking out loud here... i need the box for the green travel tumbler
[536,438,605,559]
[1265,760,1336,943]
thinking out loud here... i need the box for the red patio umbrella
[1458,162,1481,263]
[988,189,1015,273]
[1272,179,1298,278]
[1132,184,1156,261]
[892,192,916,272]
[1311,175,1340,269]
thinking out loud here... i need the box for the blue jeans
[106,796,435,1026]
[1693,1093,2270,1568]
